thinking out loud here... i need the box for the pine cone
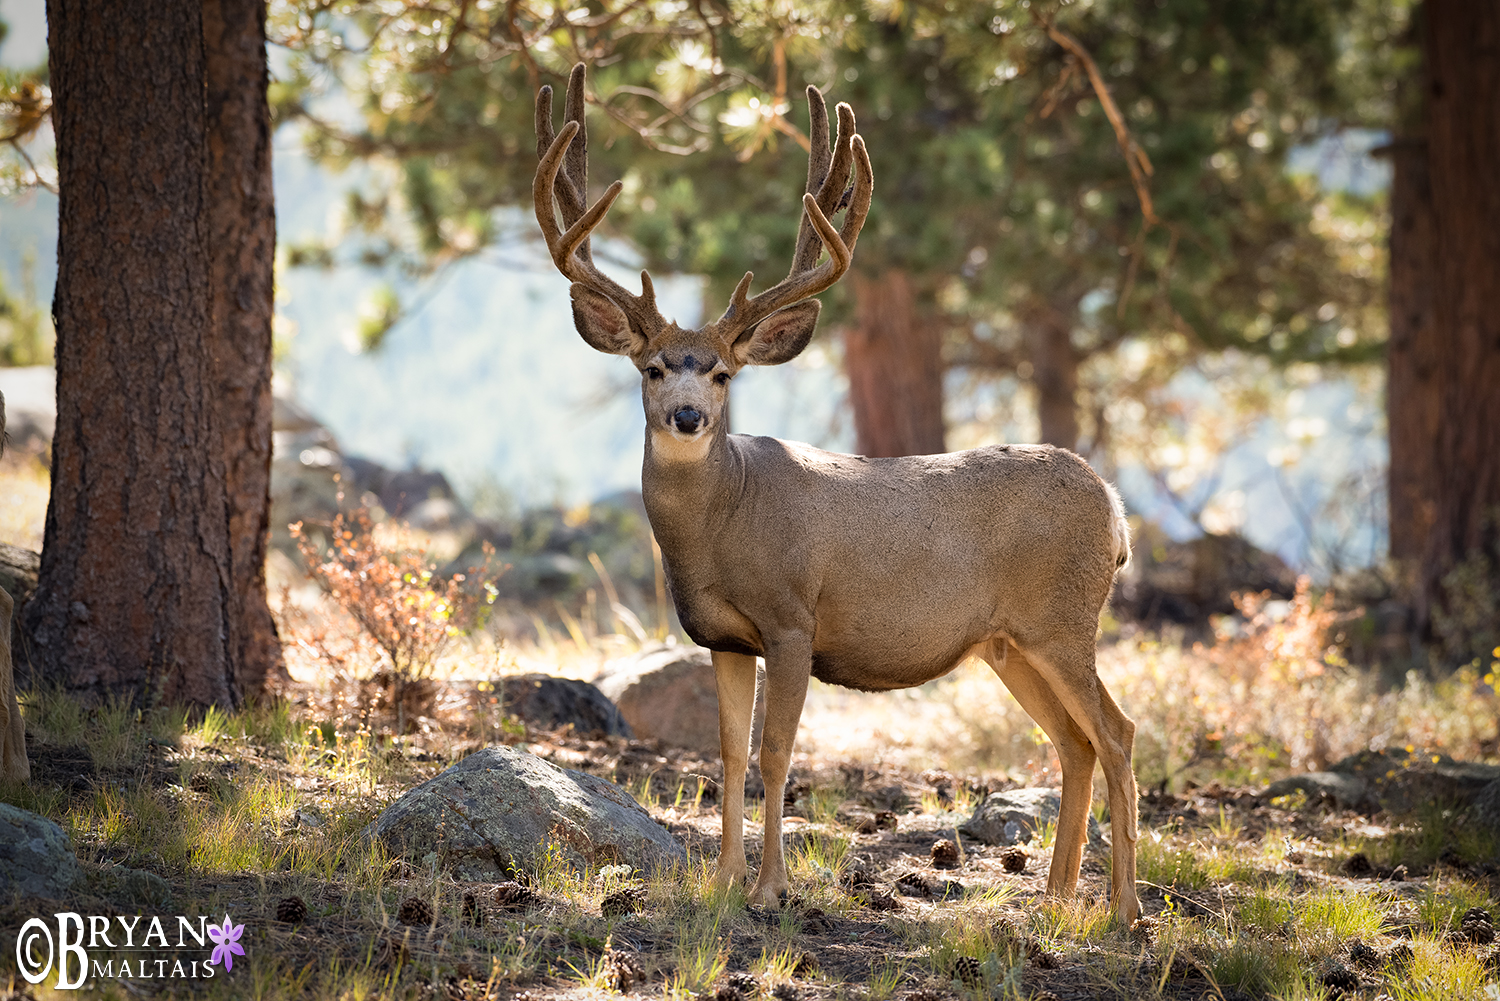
[397,896,434,925]
[601,886,646,918]
[494,881,541,910]
[1025,937,1060,969]
[931,839,959,867]
[275,895,308,924]
[999,846,1028,873]
[874,810,898,830]
[1320,962,1359,996]
[951,955,983,987]
[865,891,900,911]
[461,891,482,928]
[716,971,759,1001]
[770,983,799,1001]
[602,948,644,992]
[895,871,930,896]
[1348,940,1380,968]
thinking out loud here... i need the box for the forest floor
[2,664,1498,1001]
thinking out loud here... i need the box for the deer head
[534,64,872,453]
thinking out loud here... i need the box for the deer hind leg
[1020,636,1140,926]
[746,636,813,908]
[982,639,1095,897]
[711,650,758,892]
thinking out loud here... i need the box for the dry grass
[2,461,1499,999]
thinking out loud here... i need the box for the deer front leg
[711,650,759,892]
[747,635,812,908]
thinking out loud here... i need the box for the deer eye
[713,372,730,386]
[645,366,663,380]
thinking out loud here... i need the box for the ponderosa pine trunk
[28,0,279,706]
[842,269,945,457]
[1021,298,1081,451]
[1384,78,1439,564]
[204,0,284,691]
[1413,0,1500,635]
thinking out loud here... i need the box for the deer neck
[642,424,743,547]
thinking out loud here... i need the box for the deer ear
[733,300,821,366]
[571,284,646,355]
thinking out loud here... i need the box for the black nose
[673,408,703,434]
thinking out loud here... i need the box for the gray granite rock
[499,674,632,738]
[1262,771,1372,810]
[366,745,685,881]
[0,803,81,898]
[959,787,1104,846]
[596,644,764,754]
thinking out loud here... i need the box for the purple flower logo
[206,914,246,972]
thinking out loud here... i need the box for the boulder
[1262,771,1371,810]
[596,644,765,755]
[1473,778,1500,832]
[0,803,81,897]
[959,787,1104,847]
[499,674,633,738]
[1327,747,1500,815]
[1113,523,1298,630]
[366,745,685,880]
[1,542,39,692]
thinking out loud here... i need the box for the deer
[533,64,1140,924]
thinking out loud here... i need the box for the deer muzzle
[672,408,704,434]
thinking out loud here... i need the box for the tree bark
[1021,298,1081,451]
[28,0,278,707]
[842,269,946,457]
[1417,0,1500,626]
[204,0,285,692]
[1385,144,1438,562]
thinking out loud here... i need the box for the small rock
[0,804,82,898]
[1388,864,1408,882]
[931,839,959,868]
[999,846,1028,873]
[397,896,433,925]
[959,788,1102,846]
[275,895,308,924]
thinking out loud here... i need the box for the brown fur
[535,66,1139,923]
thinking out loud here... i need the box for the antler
[534,64,665,336]
[717,85,873,342]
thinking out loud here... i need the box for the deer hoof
[711,864,746,892]
[746,882,789,908]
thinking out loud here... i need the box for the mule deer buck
[534,65,1139,923]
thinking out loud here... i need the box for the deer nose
[673,408,703,434]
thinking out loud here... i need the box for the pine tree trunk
[204,0,285,692]
[1385,139,1438,563]
[842,269,945,457]
[1417,0,1500,627]
[27,1,277,707]
[1021,298,1080,451]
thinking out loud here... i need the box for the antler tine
[720,113,874,340]
[789,95,856,277]
[534,67,665,335]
